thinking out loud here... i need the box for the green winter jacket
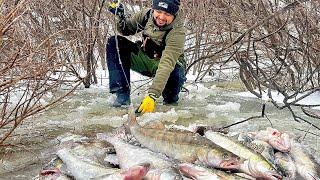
[116,8,186,98]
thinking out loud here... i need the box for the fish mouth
[40,168,61,176]
[219,160,240,169]
[270,139,290,152]
[139,162,151,172]
[179,164,204,178]
[259,170,282,180]
[269,133,291,152]
[269,173,282,180]
[124,162,151,179]
[179,163,216,179]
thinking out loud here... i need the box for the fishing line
[111,2,153,95]
[111,0,131,91]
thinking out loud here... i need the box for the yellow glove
[108,0,124,17]
[137,94,156,114]
[109,0,119,9]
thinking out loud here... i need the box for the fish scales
[134,127,211,162]
[102,134,183,179]
[138,127,213,146]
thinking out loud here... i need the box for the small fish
[57,148,150,180]
[205,130,282,180]
[70,140,114,167]
[57,148,119,179]
[126,105,241,170]
[289,141,319,180]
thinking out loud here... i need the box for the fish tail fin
[108,104,137,140]
[95,106,137,143]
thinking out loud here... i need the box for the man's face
[153,9,174,27]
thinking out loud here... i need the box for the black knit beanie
[152,0,180,15]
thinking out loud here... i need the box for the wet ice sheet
[3,81,320,179]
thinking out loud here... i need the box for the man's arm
[116,8,150,36]
[148,27,186,98]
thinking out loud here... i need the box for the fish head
[244,158,282,180]
[123,162,151,180]
[269,133,291,152]
[207,149,241,170]
[179,163,217,180]
[266,127,281,137]
[255,128,281,141]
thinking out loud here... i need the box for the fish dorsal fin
[166,126,192,133]
[229,134,240,141]
[128,104,138,127]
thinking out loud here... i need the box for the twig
[294,116,320,131]
[265,114,274,127]
[294,128,320,137]
[186,0,309,73]
[302,107,320,119]
[302,124,313,141]
[218,115,262,131]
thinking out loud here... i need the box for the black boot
[112,90,130,107]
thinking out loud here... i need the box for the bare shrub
[0,0,84,145]
[183,0,320,125]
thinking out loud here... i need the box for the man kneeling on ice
[106,0,186,113]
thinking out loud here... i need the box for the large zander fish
[126,106,241,170]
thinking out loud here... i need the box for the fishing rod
[110,0,131,91]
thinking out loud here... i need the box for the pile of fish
[39,106,320,180]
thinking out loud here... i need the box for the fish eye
[252,144,257,149]
[222,153,229,159]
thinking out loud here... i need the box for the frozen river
[1,81,319,179]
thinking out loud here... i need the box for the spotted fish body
[250,140,275,165]
[205,130,282,180]
[127,106,240,170]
